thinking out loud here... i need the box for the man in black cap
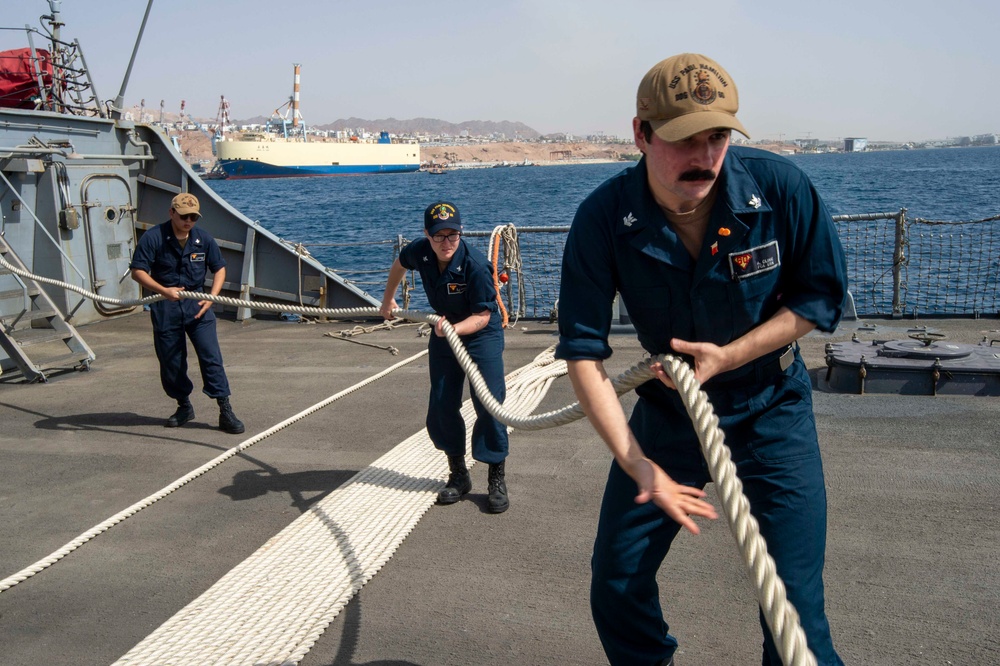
[379,201,510,513]
[130,193,245,435]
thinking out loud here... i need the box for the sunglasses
[176,212,200,222]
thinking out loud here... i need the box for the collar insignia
[748,195,761,209]
[623,212,636,227]
[422,255,429,262]
[718,227,731,236]
[711,241,719,256]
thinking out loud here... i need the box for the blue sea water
[207,146,1000,308]
[210,145,1000,237]
[787,146,1000,220]
[208,163,616,247]
[209,162,631,299]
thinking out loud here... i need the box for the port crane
[265,64,307,140]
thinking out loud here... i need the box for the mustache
[678,169,717,182]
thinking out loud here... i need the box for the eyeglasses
[431,233,461,243]
[176,213,200,222]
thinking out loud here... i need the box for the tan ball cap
[171,192,201,217]
[637,53,750,142]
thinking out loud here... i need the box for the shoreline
[437,157,624,170]
[172,131,638,167]
[172,130,992,171]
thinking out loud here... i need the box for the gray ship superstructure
[0,1,378,382]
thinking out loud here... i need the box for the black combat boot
[487,461,509,514]
[165,398,194,428]
[217,397,245,434]
[437,454,472,505]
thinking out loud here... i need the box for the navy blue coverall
[555,148,848,666]
[130,221,232,401]
[399,237,508,464]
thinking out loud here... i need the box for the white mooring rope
[0,350,428,594]
[112,349,568,666]
[0,253,816,665]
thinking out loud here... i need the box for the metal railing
[834,209,1000,317]
[297,209,1000,320]
[0,25,104,116]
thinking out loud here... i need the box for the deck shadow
[321,595,422,666]
[219,468,359,510]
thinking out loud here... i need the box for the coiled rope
[487,224,511,327]
[0,254,816,665]
[488,223,525,327]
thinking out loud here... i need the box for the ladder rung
[23,308,56,321]
[13,328,73,346]
[35,351,93,370]
[0,287,40,300]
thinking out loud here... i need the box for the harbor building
[844,137,868,152]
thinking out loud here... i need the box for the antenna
[111,0,155,119]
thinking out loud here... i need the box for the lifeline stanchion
[0,253,817,665]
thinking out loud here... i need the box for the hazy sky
[5,0,998,142]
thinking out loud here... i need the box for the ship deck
[1,312,998,665]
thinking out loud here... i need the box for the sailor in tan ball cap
[129,192,245,434]
[556,53,847,666]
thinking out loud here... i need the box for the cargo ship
[215,131,421,178]
[214,64,420,179]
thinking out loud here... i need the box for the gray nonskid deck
[1,314,997,665]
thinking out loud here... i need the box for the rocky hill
[319,118,540,140]
[420,141,630,165]
[231,117,540,139]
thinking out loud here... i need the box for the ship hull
[215,137,420,179]
[216,160,419,178]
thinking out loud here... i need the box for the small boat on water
[192,161,228,180]
[198,167,228,181]
[426,165,448,175]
